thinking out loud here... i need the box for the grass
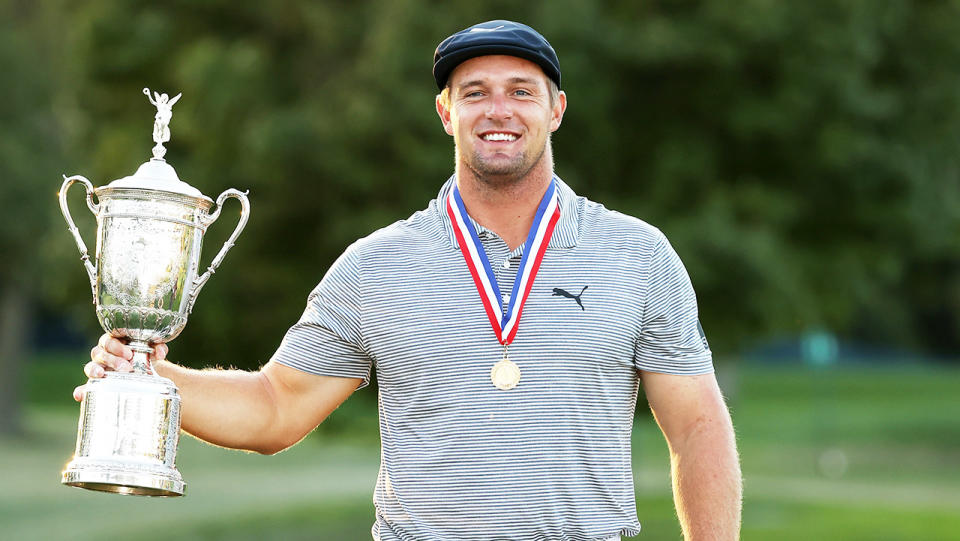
[2,356,958,540]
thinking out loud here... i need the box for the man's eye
[515,89,530,96]
[466,91,484,97]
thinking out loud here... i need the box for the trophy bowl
[58,89,250,496]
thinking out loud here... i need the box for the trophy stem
[128,341,154,375]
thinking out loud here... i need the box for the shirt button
[502,294,511,304]
[502,260,510,269]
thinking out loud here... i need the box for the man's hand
[72,332,361,455]
[73,333,169,401]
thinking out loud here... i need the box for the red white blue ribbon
[446,179,561,345]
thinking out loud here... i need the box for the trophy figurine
[58,88,250,496]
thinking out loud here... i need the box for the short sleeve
[634,233,714,375]
[270,245,373,388]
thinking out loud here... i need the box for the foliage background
[7,0,959,368]
[5,0,959,366]
[1,0,959,538]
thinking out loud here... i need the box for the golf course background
[3,356,957,539]
[2,1,960,539]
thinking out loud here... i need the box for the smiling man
[81,20,741,541]
[441,53,561,179]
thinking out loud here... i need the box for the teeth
[482,133,517,141]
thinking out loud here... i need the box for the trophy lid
[106,158,204,198]
[103,88,207,200]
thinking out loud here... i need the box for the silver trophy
[58,88,250,496]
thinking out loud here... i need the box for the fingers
[90,333,133,374]
[98,333,133,360]
[78,335,169,402]
[87,334,170,376]
[90,344,132,373]
[84,360,107,379]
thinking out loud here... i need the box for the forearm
[153,360,284,454]
[670,413,742,540]
[82,335,355,453]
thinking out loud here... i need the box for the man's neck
[455,162,554,251]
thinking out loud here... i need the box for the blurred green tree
[9,0,959,415]
[547,0,960,353]
[0,1,71,435]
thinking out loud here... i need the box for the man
[79,20,741,540]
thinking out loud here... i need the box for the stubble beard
[459,140,549,189]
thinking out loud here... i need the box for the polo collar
[436,174,580,251]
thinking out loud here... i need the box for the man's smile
[479,130,520,142]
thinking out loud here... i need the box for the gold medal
[448,183,560,393]
[491,357,521,390]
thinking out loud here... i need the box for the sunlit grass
[4,356,958,539]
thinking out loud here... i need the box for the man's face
[437,55,566,184]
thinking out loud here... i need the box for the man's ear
[436,94,455,136]
[549,90,567,132]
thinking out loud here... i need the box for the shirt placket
[477,231,522,314]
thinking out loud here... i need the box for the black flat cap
[433,20,561,90]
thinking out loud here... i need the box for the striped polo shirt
[271,176,713,540]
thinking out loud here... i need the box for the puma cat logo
[552,286,588,311]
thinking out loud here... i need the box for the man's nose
[485,93,513,120]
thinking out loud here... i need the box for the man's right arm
[75,334,362,455]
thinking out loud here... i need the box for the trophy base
[63,465,185,496]
[62,371,186,497]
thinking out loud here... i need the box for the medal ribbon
[446,178,561,345]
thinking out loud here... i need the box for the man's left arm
[640,370,742,541]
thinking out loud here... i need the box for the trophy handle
[187,189,250,314]
[59,175,100,303]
